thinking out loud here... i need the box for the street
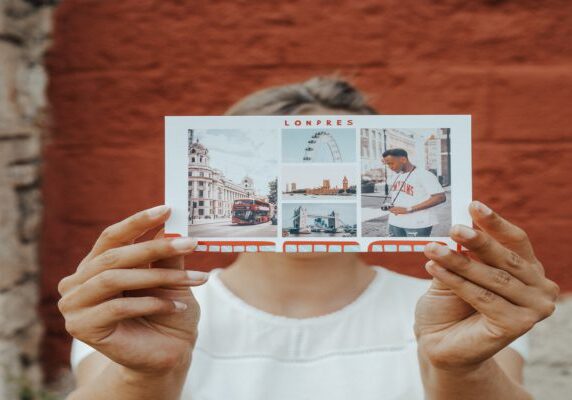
[361,190,451,237]
[189,219,276,238]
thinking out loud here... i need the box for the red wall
[41,0,572,381]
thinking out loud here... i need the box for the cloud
[193,129,278,195]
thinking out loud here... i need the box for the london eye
[302,131,343,162]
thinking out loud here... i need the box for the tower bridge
[288,206,348,234]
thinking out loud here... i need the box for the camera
[380,204,393,211]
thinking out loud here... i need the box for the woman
[59,77,558,399]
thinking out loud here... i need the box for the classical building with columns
[188,130,256,222]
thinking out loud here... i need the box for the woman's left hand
[415,200,559,370]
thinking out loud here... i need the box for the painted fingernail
[473,201,492,216]
[173,300,187,311]
[186,270,209,281]
[147,205,170,218]
[455,225,477,240]
[171,238,197,252]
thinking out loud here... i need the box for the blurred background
[0,0,571,398]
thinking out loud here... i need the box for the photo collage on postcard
[169,116,468,251]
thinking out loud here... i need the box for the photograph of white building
[188,129,278,237]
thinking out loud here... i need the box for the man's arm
[68,352,190,400]
[409,170,447,212]
[409,192,446,212]
[389,193,445,215]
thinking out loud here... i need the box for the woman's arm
[68,352,190,400]
[419,348,531,400]
[59,206,206,399]
[415,201,558,399]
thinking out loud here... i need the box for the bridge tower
[327,210,339,230]
[293,206,309,233]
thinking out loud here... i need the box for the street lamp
[189,186,194,224]
[383,129,388,197]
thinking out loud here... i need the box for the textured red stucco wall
[41,0,572,381]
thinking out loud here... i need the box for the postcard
[165,115,472,253]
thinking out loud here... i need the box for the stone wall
[525,296,572,399]
[0,0,54,398]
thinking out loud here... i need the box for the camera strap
[389,166,416,205]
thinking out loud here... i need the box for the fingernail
[171,238,197,252]
[173,300,187,311]
[429,243,449,256]
[186,270,209,281]
[424,260,435,271]
[473,201,492,216]
[147,205,169,218]
[425,242,446,254]
[454,225,477,240]
[425,242,438,253]
[425,260,444,273]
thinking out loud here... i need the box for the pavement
[189,219,276,238]
[189,217,232,225]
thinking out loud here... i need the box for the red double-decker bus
[232,199,272,225]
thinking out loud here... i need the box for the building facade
[285,176,352,195]
[188,130,256,221]
[361,128,450,186]
[361,128,417,181]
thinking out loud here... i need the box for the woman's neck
[219,253,375,318]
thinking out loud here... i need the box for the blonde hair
[225,76,377,116]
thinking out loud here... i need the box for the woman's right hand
[58,205,208,375]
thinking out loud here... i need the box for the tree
[268,178,278,205]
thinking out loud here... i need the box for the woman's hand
[415,201,559,371]
[58,205,208,375]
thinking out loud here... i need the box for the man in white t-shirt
[382,148,446,237]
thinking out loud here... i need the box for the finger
[151,229,185,270]
[447,225,541,285]
[59,237,197,294]
[87,205,171,261]
[469,201,536,262]
[424,261,535,339]
[71,297,191,338]
[424,246,534,308]
[61,269,208,310]
[81,237,196,284]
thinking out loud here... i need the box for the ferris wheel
[302,131,343,162]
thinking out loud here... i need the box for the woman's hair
[225,76,378,116]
